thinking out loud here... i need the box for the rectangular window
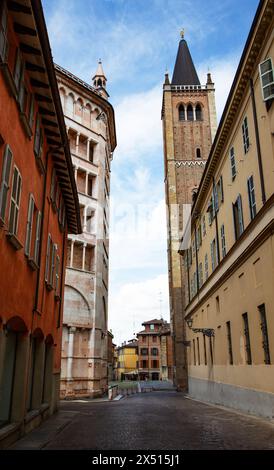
[14,49,23,91]
[203,334,207,365]
[242,117,250,154]
[230,147,236,180]
[141,348,148,356]
[0,2,8,62]
[205,254,209,280]
[199,262,203,287]
[45,234,51,283]
[208,197,214,225]
[242,313,252,365]
[258,304,271,365]
[151,348,158,356]
[220,224,226,258]
[49,244,57,287]
[0,144,13,223]
[210,238,217,271]
[217,176,224,204]
[28,95,35,129]
[55,255,60,294]
[34,114,42,157]
[8,166,22,235]
[18,62,26,112]
[202,215,206,237]
[247,176,256,220]
[25,195,35,257]
[259,58,274,101]
[226,321,233,365]
[233,194,244,240]
[34,211,41,265]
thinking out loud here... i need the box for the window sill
[0,63,18,100]
[6,233,23,251]
[27,257,39,271]
[20,112,33,140]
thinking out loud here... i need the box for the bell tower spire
[92,59,109,99]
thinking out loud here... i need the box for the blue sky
[42,0,259,345]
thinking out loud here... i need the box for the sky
[42,0,259,346]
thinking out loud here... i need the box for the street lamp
[186,318,215,337]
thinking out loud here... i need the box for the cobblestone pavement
[11,392,274,450]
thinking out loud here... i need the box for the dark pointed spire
[172,36,200,86]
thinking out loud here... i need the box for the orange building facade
[0,0,80,448]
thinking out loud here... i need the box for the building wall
[182,1,274,418]
[56,70,115,398]
[117,346,138,381]
[0,2,79,447]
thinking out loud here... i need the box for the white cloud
[109,274,170,346]
[114,84,163,160]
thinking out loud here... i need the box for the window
[205,254,209,280]
[226,321,233,365]
[34,114,43,158]
[196,104,202,121]
[202,215,206,237]
[242,117,250,154]
[197,224,202,249]
[187,104,194,121]
[45,234,52,283]
[210,238,217,271]
[151,348,158,356]
[14,49,23,92]
[141,348,148,356]
[230,147,236,180]
[0,2,8,62]
[150,324,155,331]
[233,195,244,240]
[55,255,60,295]
[207,197,214,226]
[217,176,224,205]
[220,224,226,258]
[0,144,13,224]
[151,360,159,369]
[9,166,22,236]
[25,195,35,257]
[198,262,203,288]
[33,211,41,265]
[50,168,57,207]
[242,313,252,365]
[152,336,157,343]
[28,95,35,129]
[259,58,274,102]
[247,176,256,220]
[49,244,57,287]
[258,304,270,365]
[178,104,185,121]
[196,148,201,159]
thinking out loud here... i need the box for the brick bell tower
[162,31,217,390]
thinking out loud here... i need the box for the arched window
[67,94,74,117]
[83,103,91,126]
[59,88,66,111]
[196,104,202,121]
[178,104,185,121]
[187,104,194,121]
[75,98,83,119]
[97,78,102,87]
[196,148,201,159]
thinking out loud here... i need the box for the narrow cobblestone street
[10,392,274,450]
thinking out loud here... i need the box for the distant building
[0,0,80,448]
[179,0,274,419]
[161,30,217,389]
[55,60,116,398]
[137,319,172,380]
[117,340,139,381]
[107,331,115,382]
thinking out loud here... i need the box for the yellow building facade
[117,341,138,381]
[180,0,274,418]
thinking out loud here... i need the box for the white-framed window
[259,58,274,102]
[247,175,256,220]
[205,254,209,280]
[0,144,13,223]
[202,215,206,237]
[25,194,35,257]
[0,1,8,62]
[217,176,224,205]
[34,211,41,265]
[55,255,60,294]
[150,324,155,331]
[45,234,52,282]
[8,166,22,235]
[220,224,226,258]
[199,262,203,288]
[49,243,57,287]
[210,238,217,271]
[233,194,244,240]
[242,117,250,154]
[230,147,236,180]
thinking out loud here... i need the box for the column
[87,138,91,162]
[83,206,87,232]
[85,172,89,195]
[193,105,196,121]
[184,104,187,121]
[70,240,74,268]
[67,327,76,381]
[82,243,87,271]
[76,132,80,156]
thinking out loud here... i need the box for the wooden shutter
[45,234,51,282]
[8,167,21,235]
[0,144,13,221]
[14,49,22,90]
[34,114,41,156]
[25,194,35,256]
[34,211,42,265]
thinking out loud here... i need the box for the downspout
[213,177,220,265]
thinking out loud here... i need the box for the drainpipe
[213,177,220,265]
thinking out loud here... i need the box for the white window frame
[8,166,22,235]
[34,211,42,265]
[55,254,60,294]
[220,224,226,258]
[0,144,13,223]
[259,58,274,102]
[247,175,256,220]
[242,117,250,154]
[45,234,51,283]
[25,194,35,257]
[49,243,57,287]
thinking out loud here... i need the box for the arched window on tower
[187,104,194,121]
[178,104,185,121]
[196,104,203,121]
[196,148,202,159]
[97,78,102,87]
